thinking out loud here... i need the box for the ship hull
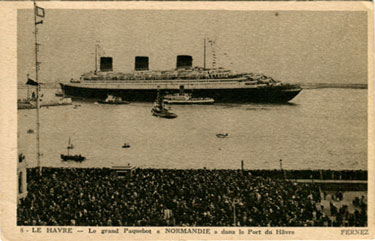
[164,100,214,105]
[60,83,301,103]
[97,101,130,105]
[152,111,178,119]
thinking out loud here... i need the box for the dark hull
[61,154,86,162]
[60,84,301,103]
[164,102,214,105]
[152,110,178,119]
[97,101,130,105]
[164,99,214,105]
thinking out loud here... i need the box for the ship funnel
[176,55,193,69]
[100,57,113,72]
[135,56,149,71]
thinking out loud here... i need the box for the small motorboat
[98,95,130,105]
[122,143,131,148]
[40,97,72,107]
[216,133,229,138]
[61,154,86,162]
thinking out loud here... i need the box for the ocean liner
[60,42,302,103]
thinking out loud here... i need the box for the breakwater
[300,83,367,89]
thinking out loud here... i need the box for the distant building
[111,164,135,178]
[17,153,28,200]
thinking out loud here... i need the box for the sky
[17,9,368,84]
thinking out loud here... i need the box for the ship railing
[83,77,248,84]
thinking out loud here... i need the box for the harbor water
[17,88,367,170]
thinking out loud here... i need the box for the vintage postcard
[0,1,374,240]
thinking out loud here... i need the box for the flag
[26,78,39,86]
[35,6,45,18]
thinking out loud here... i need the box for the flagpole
[33,0,41,175]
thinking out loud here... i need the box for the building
[17,153,28,200]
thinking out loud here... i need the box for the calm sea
[17,88,367,170]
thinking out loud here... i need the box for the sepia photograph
[0,1,373,240]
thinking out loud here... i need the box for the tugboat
[61,137,86,162]
[151,90,177,119]
[98,95,130,105]
[163,92,214,105]
[216,133,229,138]
[122,143,131,148]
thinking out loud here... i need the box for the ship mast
[67,137,71,156]
[203,38,206,70]
[95,43,98,74]
[26,74,30,99]
[33,0,44,175]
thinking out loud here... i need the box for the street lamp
[232,198,240,226]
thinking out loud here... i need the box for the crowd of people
[248,169,367,180]
[328,198,367,227]
[17,167,367,227]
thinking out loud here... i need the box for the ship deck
[61,79,292,90]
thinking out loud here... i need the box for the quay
[291,179,367,191]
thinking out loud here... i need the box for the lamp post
[280,159,287,179]
[232,198,240,226]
